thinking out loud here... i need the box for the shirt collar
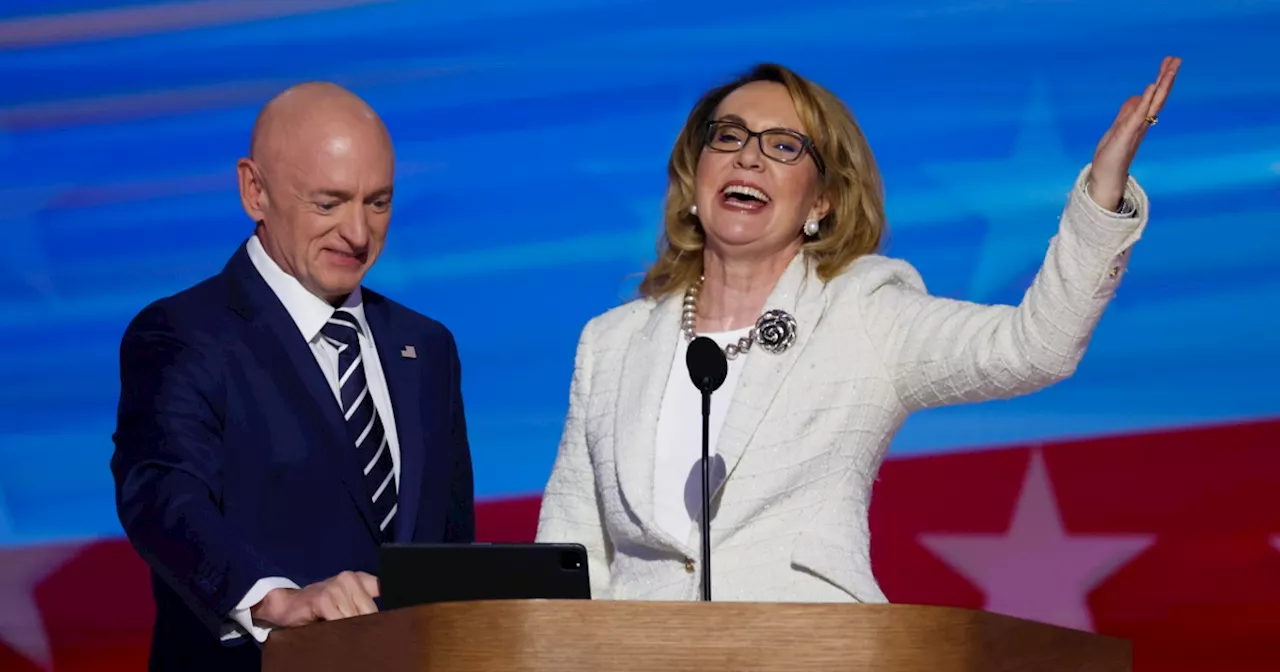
[246,234,369,343]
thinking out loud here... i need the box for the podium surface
[262,600,1130,672]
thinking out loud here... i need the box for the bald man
[110,83,475,672]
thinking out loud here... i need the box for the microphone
[685,336,728,602]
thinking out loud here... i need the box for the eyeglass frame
[701,119,827,177]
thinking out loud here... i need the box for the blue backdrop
[1,0,1277,547]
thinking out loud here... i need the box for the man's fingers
[322,574,363,619]
[313,591,347,621]
[344,572,378,615]
[294,571,381,623]
[331,588,359,619]
[350,588,378,616]
[357,572,380,599]
[330,571,377,616]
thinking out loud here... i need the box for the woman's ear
[808,193,832,223]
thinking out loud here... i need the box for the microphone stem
[700,389,712,602]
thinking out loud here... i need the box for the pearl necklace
[680,276,799,360]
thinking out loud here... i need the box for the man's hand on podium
[251,570,380,628]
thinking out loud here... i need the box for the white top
[652,327,751,545]
[223,235,403,643]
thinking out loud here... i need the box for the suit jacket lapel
[612,295,681,545]
[224,246,380,538]
[362,296,427,544]
[715,254,827,494]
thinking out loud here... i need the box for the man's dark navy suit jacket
[110,243,474,672]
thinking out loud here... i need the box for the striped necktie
[320,309,397,540]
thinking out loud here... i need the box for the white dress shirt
[221,235,402,642]
[652,327,750,545]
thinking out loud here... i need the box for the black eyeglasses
[702,120,826,176]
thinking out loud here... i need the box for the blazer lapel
[224,246,380,538]
[362,297,427,544]
[612,295,682,545]
[714,254,828,494]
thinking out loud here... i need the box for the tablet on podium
[378,542,591,609]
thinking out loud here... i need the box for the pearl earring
[689,205,698,216]
[803,218,819,237]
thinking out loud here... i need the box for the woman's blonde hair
[637,63,887,299]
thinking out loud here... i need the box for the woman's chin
[704,228,800,261]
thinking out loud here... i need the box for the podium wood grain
[262,600,1130,672]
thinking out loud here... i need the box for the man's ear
[236,158,269,223]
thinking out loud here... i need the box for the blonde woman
[536,58,1180,603]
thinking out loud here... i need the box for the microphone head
[686,336,729,393]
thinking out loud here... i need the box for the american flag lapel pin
[401,345,417,359]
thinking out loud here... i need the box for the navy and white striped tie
[321,309,397,540]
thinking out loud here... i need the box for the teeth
[722,184,770,202]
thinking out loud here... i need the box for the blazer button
[684,557,695,573]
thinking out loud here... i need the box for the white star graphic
[922,79,1083,303]
[919,449,1154,632]
[0,541,87,670]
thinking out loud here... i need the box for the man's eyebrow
[309,188,353,200]
[306,187,393,201]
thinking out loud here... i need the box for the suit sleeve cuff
[1068,163,1149,255]
[220,576,300,643]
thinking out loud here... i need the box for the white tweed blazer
[535,165,1148,604]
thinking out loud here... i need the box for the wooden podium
[261,600,1130,671]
